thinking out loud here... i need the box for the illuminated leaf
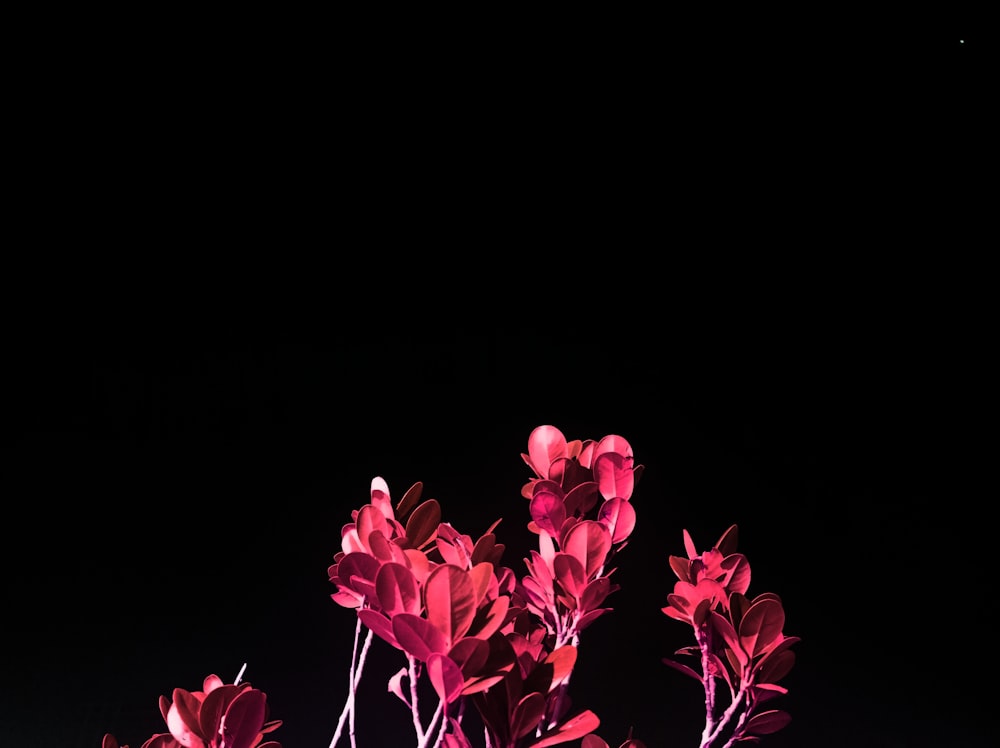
[219,688,266,748]
[405,499,441,550]
[511,692,546,740]
[530,489,567,536]
[358,608,399,649]
[597,498,636,544]
[593,451,634,501]
[428,653,465,704]
[563,521,611,579]
[426,564,477,647]
[376,562,421,616]
[553,553,586,603]
[739,598,785,658]
[744,709,791,735]
[529,709,602,747]
[392,612,448,661]
[527,425,568,479]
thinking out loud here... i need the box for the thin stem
[408,654,425,743]
[703,681,749,748]
[696,624,716,747]
[330,617,374,748]
[417,698,445,748]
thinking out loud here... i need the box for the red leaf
[428,652,465,704]
[721,553,751,595]
[662,657,704,683]
[739,598,785,659]
[529,709,602,747]
[471,534,499,566]
[376,562,421,616]
[358,608,400,649]
[528,425,568,479]
[754,636,800,682]
[511,692,546,740]
[426,564,477,648]
[448,637,490,679]
[469,594,510,641]
[170,688,204,742]
[394,480,423,519]
[715,524,739,555]
[392,612,448,661]
[198,684,240,740]
[531,490,568,536]
[682,529,698,559]
[593,451,634,501]
[580,577,615,612]
[545,645,578,688]
[597,498,636,544]
[219,689,266,748]
[357,504,390,551]
[668,555,691,581]
[744,709,792,735]
[563,521,611,579]
[336,552,380,598]
[405,499,441,550]
[553,553,586,602]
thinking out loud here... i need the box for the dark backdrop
[3,16,990,748]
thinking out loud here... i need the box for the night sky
[3,20,989,748]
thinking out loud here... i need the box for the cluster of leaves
[102,670,282,748]
[661,526,798,746]
[101,424,797,748]
[327,425,642,748]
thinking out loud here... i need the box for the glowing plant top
[102,668,282,748]
[101,424,797,748]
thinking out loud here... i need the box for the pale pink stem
[416,698,444,748]
[703,681,750,748]
[408,654,425,743]
[330,617,374,748]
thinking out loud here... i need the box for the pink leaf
[468,561,495,607]
[426,564,477,648]
[739,598,785,659]
[448,636,490,679]
[404,499,441,550]
[392,611,449,660]
[528,425,568,479]
[682,529,699,559]
[376,562,421,616]
[358,608,400,649]
[219,689,266,748]
[388,667,411,706]
[597,498,636,544]
[357,504,390,551]
[553,553,587,603]
[168,689,203,746]
[337,552,380,598]
[529,709,602,747]
[721,553,751,595]
[744,709,792,735]
[511,692,546,740]
[563,521,611,579]
[428,652,466,704]
[469,594,510,641]
[662,657,704,683]
[580,577,615,612]
[530,490,567,537]
[593,451,634,501]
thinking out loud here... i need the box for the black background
[3,13,991,748]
